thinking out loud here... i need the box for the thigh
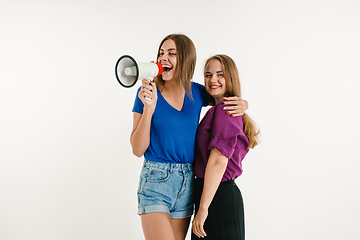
[171,217,191,240]
[141,212,176,240]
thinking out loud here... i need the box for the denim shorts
[137,159,195,219]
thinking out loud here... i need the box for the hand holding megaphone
[115,55,163,88]
[139,78,158,103]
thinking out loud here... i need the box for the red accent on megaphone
[155,63,163,76]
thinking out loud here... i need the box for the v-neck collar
[158,89,186,112]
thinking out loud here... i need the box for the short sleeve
[132,87,144,114]
[192,82,208,107]
[198,84,209,107]
[208,104,245,159]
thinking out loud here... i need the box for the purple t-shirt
[194,100,249,182]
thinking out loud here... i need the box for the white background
[1,0,360,239]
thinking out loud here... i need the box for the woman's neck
[163,79,184,94]
[214,96,225,105]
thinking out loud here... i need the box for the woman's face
[158,39,177,81]
[204,59,227,103]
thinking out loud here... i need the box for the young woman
[130,35,248,240]
[191,54,260,240]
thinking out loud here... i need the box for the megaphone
[115,55,163,88]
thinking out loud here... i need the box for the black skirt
[191,177,245,240]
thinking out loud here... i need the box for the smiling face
[157,39,177,81]
[204,59,227,104]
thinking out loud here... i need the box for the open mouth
[162,65,173,73]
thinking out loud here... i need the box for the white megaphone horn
[115,55,163,88]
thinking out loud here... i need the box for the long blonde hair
[154,34,196,97]
[204,54,260,149]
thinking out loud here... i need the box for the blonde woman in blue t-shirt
[130,34,249,240]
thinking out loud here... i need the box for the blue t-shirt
[132,82,208,164]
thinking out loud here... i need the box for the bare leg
[141,212,176,240]
[171,217,191,240]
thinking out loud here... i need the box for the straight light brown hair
[204,54,260,149]
[154,34,196,97]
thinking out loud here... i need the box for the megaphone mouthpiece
[154,63,163,77]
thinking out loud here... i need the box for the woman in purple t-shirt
[191,54,260,240]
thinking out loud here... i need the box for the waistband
[195,177,235,186]
[143,159,192,171]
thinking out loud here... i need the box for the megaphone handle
[145,77,153,101]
